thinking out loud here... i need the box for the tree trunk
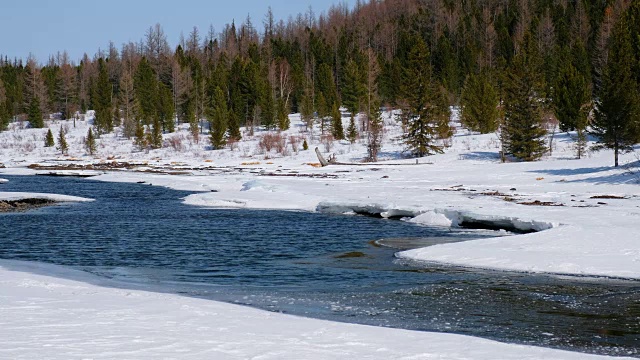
[615,143,619,167]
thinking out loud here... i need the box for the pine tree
[331,103,344,140]
[0,79,9,131]
[134,120,147,149]
[502,32,547,161]
[399,38,449,157]
[208,86,228,149]
[44,128,54,147]
[366,97,383,162]
[554,51,591,133]
[300,85,315,131]
[57,126,68,155]
[158,83,175,133]
[227,111,241,141]
[93,58,113,134]
[134,58,158,126]
[591,17,640,167]
[460,72,500,134]
[342,59,366,133]
[346,115,358,143]
[28,96,44,128]
[316,92,328,134]
[261,88,276,130]
[277,97,290,131]
[148,115,163,149]
[85,127,96,155]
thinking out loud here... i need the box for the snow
[0,111,639,357]
[0,191,93,203]
[0,260,632,360]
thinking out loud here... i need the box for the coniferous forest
[1,0,640,165]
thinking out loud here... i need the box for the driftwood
[315,147,329,167]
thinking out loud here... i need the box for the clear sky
[0,0,352,64]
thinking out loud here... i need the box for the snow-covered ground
[0,191,92,203]
[0,260,633,360]
[0,111,639,358]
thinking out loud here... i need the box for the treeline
[0,0,639,164]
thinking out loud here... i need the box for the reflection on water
[0,175,638,357]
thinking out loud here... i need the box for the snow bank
[0,260,628,360]
[0,191,93,203]
[317,202,554,233]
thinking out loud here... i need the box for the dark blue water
[0,175,638,357]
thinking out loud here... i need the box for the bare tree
[58,51,78,123]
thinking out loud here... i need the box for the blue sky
[0,0,352,63]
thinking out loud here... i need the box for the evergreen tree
[399,38,449,157]
[554,52,591,132]
[502,32,547,161]
[331,103,344,140]
[158,83,175,133]
[300,85,315,131]
[134,120,147,149]
[227,111,241,141]
[57,126,68,155]
[591,18,640,167]
[0,79,9,131]
[342,59,366,134]
[44,128,54,147]
[346,115,357,143]
[460,72,500,134]
[261,88,276,130]
[148,115,163,149]
[85,127,96,155]
[208,86,228,149]
[276,97,290,131]
[134,58,158,125]
[28,96,44,128]
[93,58,113,134]
[366,97,383,162]
[316,92,328,134]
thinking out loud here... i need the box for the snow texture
[0,260,632,360]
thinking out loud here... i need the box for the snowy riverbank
[0,260,633,360]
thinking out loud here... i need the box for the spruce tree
[554,51,591,133]
[148,116,163,149]
[261,89,276,130]
[591,18,640,167]
[346,115,357,144]
[158,83,175,133]
[134,120,147,149]
[331,103,344,140]
[28,96,43,128]
[44,128,54,147]
[300,86,315,132]
[316,92,328,134]
[227,112,241,141]
[57,126,68,155]
[502,32,547,161]
[342,59,366,133]
[208,86,228,149]
[134,58,158,126]
[85,127,96,155]
[366,97,383,162]
[0,79,9,131]
[399,38,449,157]
[460,72,500,134]
[93,58,113,134]
[277,97,290,131]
